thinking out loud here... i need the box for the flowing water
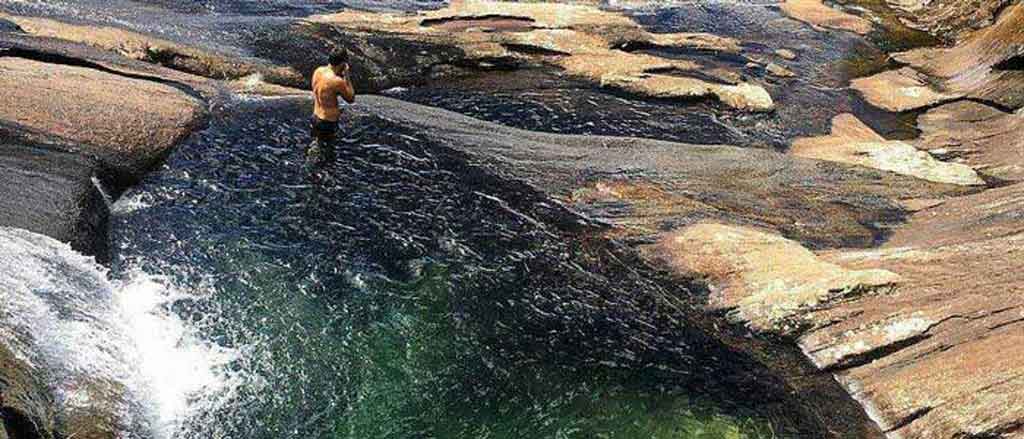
[0,0,912,437]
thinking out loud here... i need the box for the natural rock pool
[3,0,984,437]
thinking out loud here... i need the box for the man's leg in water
[308,117,338,167]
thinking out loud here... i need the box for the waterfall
[0,227,238,438]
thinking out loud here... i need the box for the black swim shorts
[311,116,338,143]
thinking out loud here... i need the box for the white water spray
[0,227,239,438]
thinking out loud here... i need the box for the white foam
[0,227,239,438]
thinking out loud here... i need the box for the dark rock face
[0,136,109,261]
[250,21,467,93]
[0,18,22,33]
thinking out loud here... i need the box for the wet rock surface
[0,139,108,261]
[791,113,984,186]
[306,1,776,111]
[357,95,969,250]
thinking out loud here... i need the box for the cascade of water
[0,227,238,438]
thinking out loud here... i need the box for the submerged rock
[308,0,774,111]
[791,114,984,186]
[354,95,968,249]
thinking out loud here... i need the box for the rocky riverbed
[1,0,1022,438]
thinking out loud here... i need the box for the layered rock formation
[915,101,1024,183]
[884,0,1013,39]
[307,1,775,111]
[856,2,1024,114]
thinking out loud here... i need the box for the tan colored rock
[311,1,773,111]
[916,101,1024,182]
[653,183,1024,437]
[791,114,984,186]
[0,57,204,180]
[780,0,873,35]
[885,0,1012,39]
[0,13,302,86]
[653,223,899,333]
[766,62,796,78]
[801,183,1024,437]
[893,2,1024,110]
[775,48,798,60]
[851,67,961,112]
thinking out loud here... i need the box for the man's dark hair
[328,49,349,67]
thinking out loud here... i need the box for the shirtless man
[308,48,356,164]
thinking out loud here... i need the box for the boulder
[791,114,984,186]
[1,343,55,439]
[307,1,775,111]
[779,0,873,35]
[915,101,1024,182]
[0,140,109,260]
[650,183,1024,438]
[0,54,204,186]
[850,67,961,112]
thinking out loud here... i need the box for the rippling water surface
[0,0,910,436]
[106,97,797,438]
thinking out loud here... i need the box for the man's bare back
[307,49,356,168]
[312,65,355,122]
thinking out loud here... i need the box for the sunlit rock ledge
[308,0,775,111]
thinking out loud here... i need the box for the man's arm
[337,67,355,104]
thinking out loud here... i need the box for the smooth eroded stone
[0,56,203,184]
[893,2,1024,110]
[0,13,302,86]
[355,95,969,249]
[0,141,108,260]
[916,98,1024,182]
[884,0,1012,39]
[791,114,984,186]
[850,67,961,112]
[780,0,873,35]
[651,223,899,333]
[804,182,1024,437]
